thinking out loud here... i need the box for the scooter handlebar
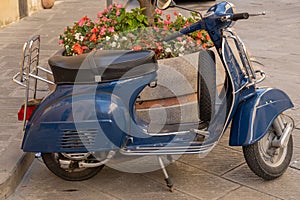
[163,21,202,42]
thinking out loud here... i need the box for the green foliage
[59,4,213,58]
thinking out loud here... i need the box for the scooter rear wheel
[242,119,293,180]
[42,153,104,181]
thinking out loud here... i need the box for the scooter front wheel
[243,116,293,180]
[42,153,104,181]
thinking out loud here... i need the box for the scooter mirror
[156,0,175,10]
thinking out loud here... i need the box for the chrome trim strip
[120,142,216,156]
[220,35,236,135]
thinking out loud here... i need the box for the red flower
[197,31,203,39]
[205,34,211,41]
[90,33,97,42]
[78,16,90,27]
[73,43,83,55]
[133,46,142,51]
[166,14,171,21]
[91,27,99,33]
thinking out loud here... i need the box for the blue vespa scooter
[13,0,294,191]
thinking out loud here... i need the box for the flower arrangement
[59,3,213,59]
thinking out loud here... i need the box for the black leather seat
[48,49,158,84]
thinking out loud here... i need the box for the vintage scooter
[13,0,294,191]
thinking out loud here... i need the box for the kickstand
[158,156,174,192]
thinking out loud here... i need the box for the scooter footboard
[229,88,293,146]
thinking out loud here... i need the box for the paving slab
[218,186,281,200]
[223,164,300,200]
[0,0,131,199]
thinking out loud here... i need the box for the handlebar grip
[232,13,249,21]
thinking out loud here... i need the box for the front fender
[230,88,293,146]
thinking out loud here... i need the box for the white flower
[121,36,128,41]
[179,46,185,52]
[165,48,172,53]
[182,40,187,45]
[75,33,81,41]
[111,42,117,48]
[79,36,84,42]
[106,36,111,41]
[179,53,184,57]
[114,35,119,41]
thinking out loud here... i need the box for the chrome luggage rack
[12,35,55,129]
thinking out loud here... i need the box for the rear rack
[12,35,55,129]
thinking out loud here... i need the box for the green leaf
[137,15,144,22]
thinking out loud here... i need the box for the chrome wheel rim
[258,127,287,168]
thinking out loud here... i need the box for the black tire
[42,153,104,181]
[243,124,293,180]
[198,50,216,122]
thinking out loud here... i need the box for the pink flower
[116,4,122,9]
[155,8,163,15]
[97,12,103,18]
[102,16,108,22]
[103,8,109,14]
[155,43,163,50]
[100,27,106,35]
[128,33,134,38]
[174,11,178,16]
[58,40,64,45]
[109,5,113,10]
[163,20,171,25]
[116,10,120,16]
[108,27,114,33]
[163,25,168,31]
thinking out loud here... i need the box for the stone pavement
[1,0,300,199]
[0,0,129,199]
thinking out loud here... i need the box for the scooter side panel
[229,88,293,146]
[21,85,130,153]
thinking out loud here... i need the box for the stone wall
[0,0,42,28]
